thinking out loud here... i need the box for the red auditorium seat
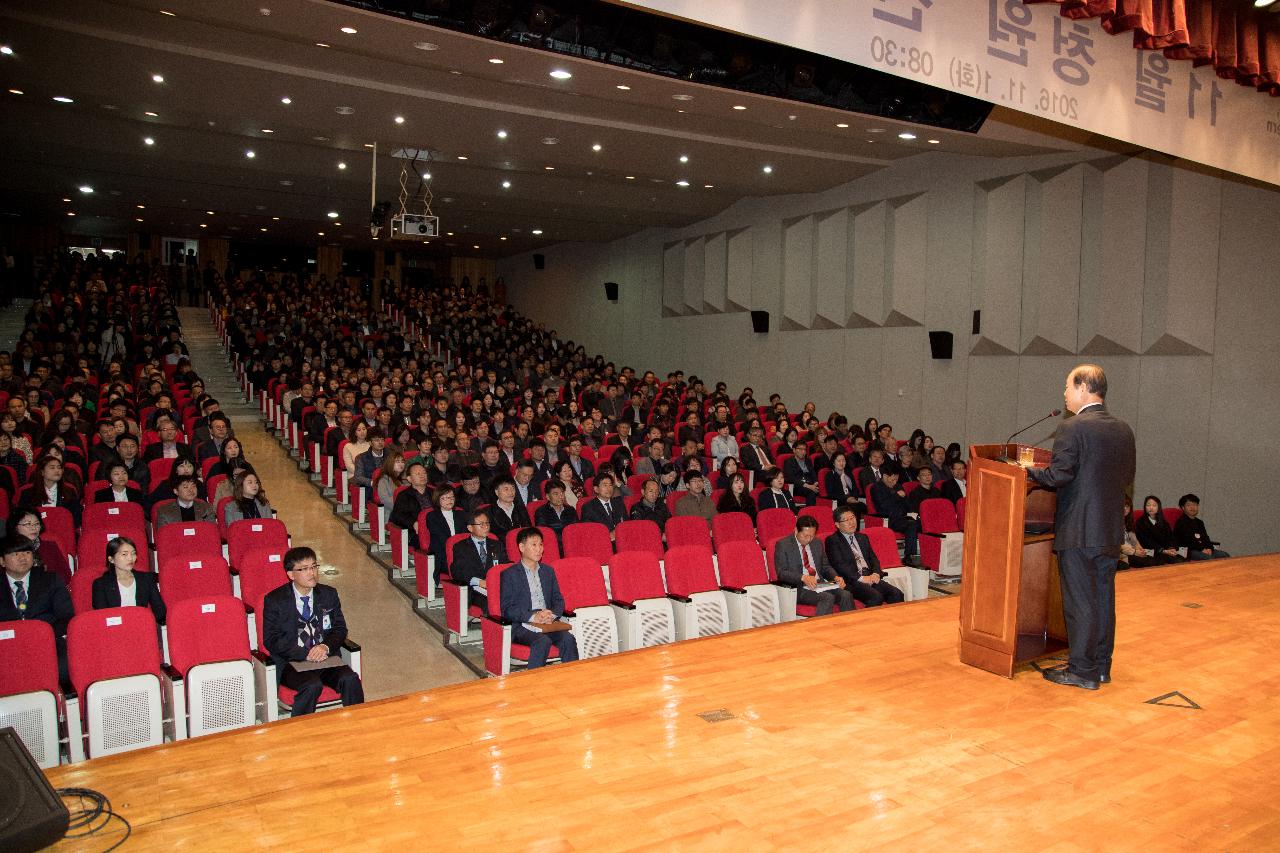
[666,515,713,551]
[563,521,613,566]
[551,556,618,659]
[714,540,782,628]
[606,550,675,650]
[613,519,664,559]
[662,545,730,639]
[166,595,261,737]
[0,620,65,768]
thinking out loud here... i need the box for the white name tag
[184,528,196,536]
[269,554,281,563]
[108,507,120,515]
[0,629,14,640]
[251,524,263,532]
[322,614,332,630]
[201,603,216,613]
[189,560,202,569]
[107,533,119,541]
[105,616,123,626]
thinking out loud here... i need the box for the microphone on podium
[998,410,1062,462]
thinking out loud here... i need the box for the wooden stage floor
[47,557,1280,851]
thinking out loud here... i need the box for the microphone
[1000,410,1062,460]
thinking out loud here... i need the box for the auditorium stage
[47,557,1280,851]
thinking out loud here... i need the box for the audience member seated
[739,427,774,473]
[6,507,71,584]
[857,448,889,495]
[533,481,578,548]
[500,528,579,669]
[195,412,233,463]
[629,478,671,531]
[352,427,387,499]
[1119,497,1166,569]
[716,472,757,522]
[710,422,739,469]
[376,449,406,509]
[489,475,532,541]
[223,470,273,524]
[91,535,166,625]
[773,515,854,615]
[824,451,861,508]
[390,461,434,548]
[783,448,821,507]
[0,535,73,685]
[1134,495,1184,563]
[151,457,205,507]
[342,421,372,483]
[1174,493,1229,560]
[156,475,216,528]
[448,509,507,608]
[826,506,904,607]
[634,438,668,477]
[907,467,943,513]
[756,467,797,514]
[940,460,967,504]
[142,418,195,464]
[426,445,459,488]
[674,471,716,525]
[261,546,365,716]
[715,456,741,490]
[550,460,585,509]
[93,460,146,506]
[21,454,82,528]
[424,487,466,581]
[869,469,921,566]
[512,460,539,506]
[579,471,627,533]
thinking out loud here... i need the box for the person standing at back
[1025,364,1136,691]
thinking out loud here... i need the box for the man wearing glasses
[448,509,508,608]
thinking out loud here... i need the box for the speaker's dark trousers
[1057,546,1116,680]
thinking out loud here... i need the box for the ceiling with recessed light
[0,0,1099,258]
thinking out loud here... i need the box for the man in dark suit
[826,505,904,607]
[565,435,595,481]
[449,510,508,608]
[141,419,196,465]
[499,527,579,669]
[940,461,967,504]
[154,476,217,528]
[739,428,773,474]
[857,448,889,494]
[578,472,627,534]
[1025,365,1135,691]
[488,477,532,541]
[783,451,821,506]
[195,413,233,463]
[773,516,854,615]
[261,546,364,716]
[869,469,921,566]
[534,482,578,548]
[1,536,74,685]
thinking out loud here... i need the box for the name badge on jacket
[322,613,332,630]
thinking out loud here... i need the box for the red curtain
[1027,0,1280,95]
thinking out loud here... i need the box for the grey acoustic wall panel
[971,174,1028,355]
[849,201,886,328]
[726,228,752,312]
[703,231,727,314]
[814,207,849,330]
[781,214,816,331]
[682,236,705,316]
[662,240,685,317]
[1079,156,1147,355]
[1021,165,1082,355]
[886,193,927,327]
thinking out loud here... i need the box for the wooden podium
[958,443,1068,677]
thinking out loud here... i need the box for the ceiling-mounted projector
[391,213,439,239]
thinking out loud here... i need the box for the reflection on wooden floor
[46,557,1280,850]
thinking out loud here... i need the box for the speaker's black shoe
[1042,668,1100,690]
[1099,672,1111,684]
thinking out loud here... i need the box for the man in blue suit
[500,528,579,669]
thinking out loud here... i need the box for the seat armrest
[770,580,800,589]
[341,638,361,654]
[162,664,184,683]
[720,585,747,594]
[562,609,576,618]
[666,593,692,603]
[251,649,272,665]
[484,614,512,627]
[608,599,636,610]
[920,531,944,539]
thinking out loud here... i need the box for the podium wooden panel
[958,443,1067,677]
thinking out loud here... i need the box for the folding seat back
[155,521,223,565]
[626,473,650,495]
[67,607,167,758]
[503,527,562,563]
[563,521,613,566]
[166,596,257,737]
[919,497,964,577]
[216,496,237,538]
[757,507,798,545]
[82,501,145,533]
[444,533,474,574]
[664,491,684,516]
[480,563,568,676]
[0,620,62,768]
[804,503,836,538]
[159,554,233,608]
[1162,507,1183,528]
[666,514,713,551]
[553,556,618,659]
[715,540,781,629]
[148,458,176,489]
[613,519,663,559]
[37,506,77,564]
[662,545,729,639]
[863,526,904,569]
[710,512,755,549]
[77,527,151,579]
[227,518,289,570]
[956,497,967,530]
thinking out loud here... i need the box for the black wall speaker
[971,309,982,335]
[533,253,545,270]
[604,281,619,302]
[929,330,954,360]
[750,310,770,334]
[0,728,69,853]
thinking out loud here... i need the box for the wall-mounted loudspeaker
[929,330,954,360]
[604,281,619,302]
[750,310,770,334]
[533,254,545,270]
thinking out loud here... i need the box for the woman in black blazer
[1133,495,1184,562]
[755,467,797,514]
[21,455,83,528]
[425,487,469,583]
[823,451,861,508]
[715,472,756,522]
[93,461,147,506]
[91,536,167,625]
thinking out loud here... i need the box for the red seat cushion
[278,684,342,706]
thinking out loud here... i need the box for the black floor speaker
[0,727,69,853]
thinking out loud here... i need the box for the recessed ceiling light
[151,74,165,83]
[868,128,885,134]
[159,9,176,15]
[549,69,572,80]
[676,180,690,187]
[928,139,941,144]
[245,149,256,158]
[327,211,339,218]
[337,161,347,170]
[732,105,746,110]
[66,211,75,216]
[446,231,454,236]
[500,236,508,241]
[260,227,268,232]
[363,143,374,148]
[672,94,693,101]
[279,180,293,186]
[0,46,13,56]
[502,180,511,189]
[205,210,214,215]
[261,128,274,133]
[144,134,156,145]
[136,204,145,209]
[281,96,292,104]
[340,26,358,34]
[532,229,543,235]
[52,96,73,103]
[496,129,508,139]
[541,137,559,145]
[78,185,93,194]
[616,84,631,91]
[199,223,207,228]
[544,165,554,171]
[679,155,688,163]
[333,222,341,226]
[625,176,635,180]
[488,57,504,64]
[457,155,468,160]
[394,115,405,124]
[317,231,325,236]
[413,41,439,51]
[704,184,714,188]
[473,245,480,249]
[762,165,773,174]
[102,104,118,110]
[144,111,158,117]
[272,216,280,220]
[315,42,330,48]
[591,143,602,152]
[135,217,144,222]
[7,89,22,95]
[898,132,917,140]
[836,123,849,128]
